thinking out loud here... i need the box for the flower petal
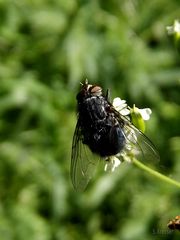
[167,20,180,35]
[113,97,130,116]
[138,108,152,120]
[104,156,121,172]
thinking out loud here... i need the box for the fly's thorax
[78,95,108,123]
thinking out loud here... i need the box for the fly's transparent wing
[71,120,99,191]
[118,115,160,163]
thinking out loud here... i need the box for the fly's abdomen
[84,123,126,157]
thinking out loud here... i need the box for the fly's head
[76,80,102,103]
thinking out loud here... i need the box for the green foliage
[0,0,179,239]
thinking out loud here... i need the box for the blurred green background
[0,0,179,239]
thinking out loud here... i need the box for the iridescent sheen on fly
[71,80,159,191]
[76,82,126,157]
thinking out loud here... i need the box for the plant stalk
[132,158,180,188]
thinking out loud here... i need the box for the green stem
[132,158,180,188]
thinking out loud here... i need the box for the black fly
[71,80,159,191]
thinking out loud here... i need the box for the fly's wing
[119,115,160,163]
[71,119,99,191]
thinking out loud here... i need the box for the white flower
[166,20,180,35]
[113,97,130,116]
[137,108,152,121]
[104,156,121,172]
